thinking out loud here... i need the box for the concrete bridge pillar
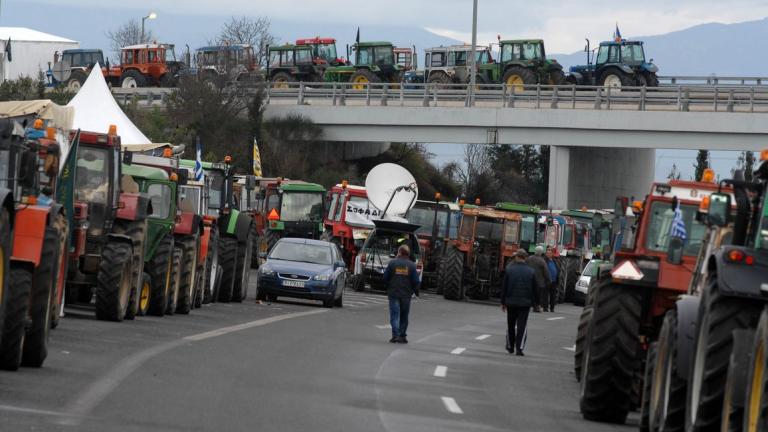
[548,146,655,210]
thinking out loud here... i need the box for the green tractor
[494,202,541,253]
[477,39,565,90]
[266,44,326,86]
[324,41,404,89]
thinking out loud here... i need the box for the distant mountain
[551,18,768,76]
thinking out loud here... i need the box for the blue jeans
[388,296,412,338]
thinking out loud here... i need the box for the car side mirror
[666,237,684,265]
[335,260,346,269]
[708,193,730,227]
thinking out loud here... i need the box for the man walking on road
[382,245,420,344]
[501,250,537,356]
[544,247,559,312]
[526,245,551,313]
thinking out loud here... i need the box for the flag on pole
[194,136,203,181]
[613,24,622,42]
[252,138,262,176]
[355,27,360,45]
[4,37,12,62]
[669,202,687,242]
[57,129,80,251]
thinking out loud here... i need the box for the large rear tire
[0,208,11,327]
[441,244,464,301]
[232,226,254,303]
[650,310,686,432]
[147,235,173,317]
[0,266,32,370]
[120,69,146,88]
[217,236,238,302]
[203,226,219,304]
[113,221,146,321]
[502,66,536,92]
[166,247,182,315]
[721,329,754,432]
[95,242,133,322]
[579,280,642,423]
[640,342,658,432]
[350,69,381,90]
[175,235,199,314]
[686,279,761,431]
[743,310,768,432]
[21,228,58,367]
[574,303,593,382]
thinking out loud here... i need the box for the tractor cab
[425,45,494,85]
[267,44,322,85]
[260,180,325,240]
[324,182,376,268]
[495,202,541,253]
[568,39,659,88]
[295,37,343,66]
[479,39,564,89]
[195,44,258,82]
[104,43,184,88]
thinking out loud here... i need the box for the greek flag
[670,204,687,241]
[194,136,203,182]
[613,24,622,42]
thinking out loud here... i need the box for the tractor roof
[196,44,251,52]
[495,202,541,214]
[599,39,644,46]
[333,183,367,192]
[500,39,544,45]
[122,43,166,50]
[270,44,311,52]
[179,159,226,171]
[425,44,489,52]
[560,210,595,221]
[296,37,336,45]
[356,41,393,48]
[463,206,522,220]
[281,182,325,193]
[63,48,103,54]
[122,163,170,181]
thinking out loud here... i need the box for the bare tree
[105,19,154,59]
[217,16,277,66]
[454,144,495,200]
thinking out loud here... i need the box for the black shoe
[506,347,514,354]
[389,337,398,343]
[397,336,408,344]
[516,351,524,356]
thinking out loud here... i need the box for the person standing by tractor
[382,245,420,344]
[526,245,551,312]
[501,249,537,356]
[544,247,559,312]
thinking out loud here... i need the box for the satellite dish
[365,163,418,217]
[52,59,72,83]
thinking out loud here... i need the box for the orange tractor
[103,43,186,88]
[322,182,377,270]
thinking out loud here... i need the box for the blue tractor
[567,39,658,89]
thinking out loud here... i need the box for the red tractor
[295,37,347,66]
[0,113,69,370]
[103,43,185,88]
[576,171,724,424]
[406,196,462,292]
[322,182,377,270]
[542,213,592,302]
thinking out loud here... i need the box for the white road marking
[547,316,565,321]
[475,334,491,340]
[434,365,448,377]
[376,324,392,329]
[563,345,576,352]
[441,396,464,414]
[184,309,328,341]
[0,404,73,417]
[451,347,466,355]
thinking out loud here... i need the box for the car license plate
[282,280,305,288]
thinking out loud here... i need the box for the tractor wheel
[21,228,58,367]
[744,310,768,432]
[112,220,146,321]
[203,226,220,304]
[556,258,567,303]
[440,244,464,301]
[427,71,452,88]
[350,69,381,90]
[66,70,87,91]
[574,302,594,382]
[557,257,579,303]
[649,310,686,432]
[217,236,238,303]
[548,69,567,85]
[645,73,659,87]
[0,265,32,371]
[686,279,761,432]
[120,69,146,88]
[175,235,199,314]
[193,261,205,309]
[502,66,536,92]
[599,70,634,90]
[232,225,254,303]
[259,230,280,258]
[137,273,151,316]
[471,73,488,91]
[0,208,10,327]
[271,71,294,89]
[159,73,176,88]
[720,329,755,432]
[147,235,173,317]
[640,343,658,432]
[250,228,260,269]
[95,242,132,321]
[579,280,642,423]
[166,247,183,315]
[635,74,648,87]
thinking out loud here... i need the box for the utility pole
[141,12,157,44]
[467,0,478,107]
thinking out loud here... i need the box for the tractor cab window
[521,43,542,60]
[281,50,294,66]
[356,47,373,65]
[409,207,449,238]
[448,211,460,240]
[476,50,490,64]
[504,220,520,244]
[645,201,706,256]
[269,51,280,67]
[281,192,324,222]
[148,183,173,220]
[452,50,468,66]
[620,44,645,64]
[295,49,312,64]
[75,146,111,236]
[430,52,445,67]
[501,44,521,63]
[266,191,280,214]
[207,171,224,211]
[608,46,620,63]
[545,224,558,247]
[459,215,476,240]
[180,186,201,215]
[520,215,537,245]
[374,46,394,66]
[327,192,339,221]
[563,224,575,246]
[317,44,337,62]
[475,219,504,242]
[596,46,609,65]
[123,50,136,65]
[148,50,158,63]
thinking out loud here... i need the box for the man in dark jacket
[544,247,559,312]
[383,245,420,344]
[501,249,537,356]
[526,245,551,313]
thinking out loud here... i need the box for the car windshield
[644,201,706,256]
[269,242,332,265]
[409,207,449,238]
[75,146,110,205]
[374,46,394,65]
[317,43,337,61]
[281,192,324,222]
[621,44,645,64]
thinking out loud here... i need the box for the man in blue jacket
[544,246,559,312]
[501,249,537,356]
[383,245,420,344]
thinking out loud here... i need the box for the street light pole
[141,12,157,44]
[468,0,478,106]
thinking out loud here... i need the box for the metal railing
[658,75,768,86]
[265,82,768,113]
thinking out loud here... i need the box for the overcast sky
[27,0,768,52]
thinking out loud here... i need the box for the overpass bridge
[112,80,768,209]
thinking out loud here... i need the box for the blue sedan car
[256,238,346,308]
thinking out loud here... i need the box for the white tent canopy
[67,64,165,149]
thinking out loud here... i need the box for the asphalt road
[0,272,636,431]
